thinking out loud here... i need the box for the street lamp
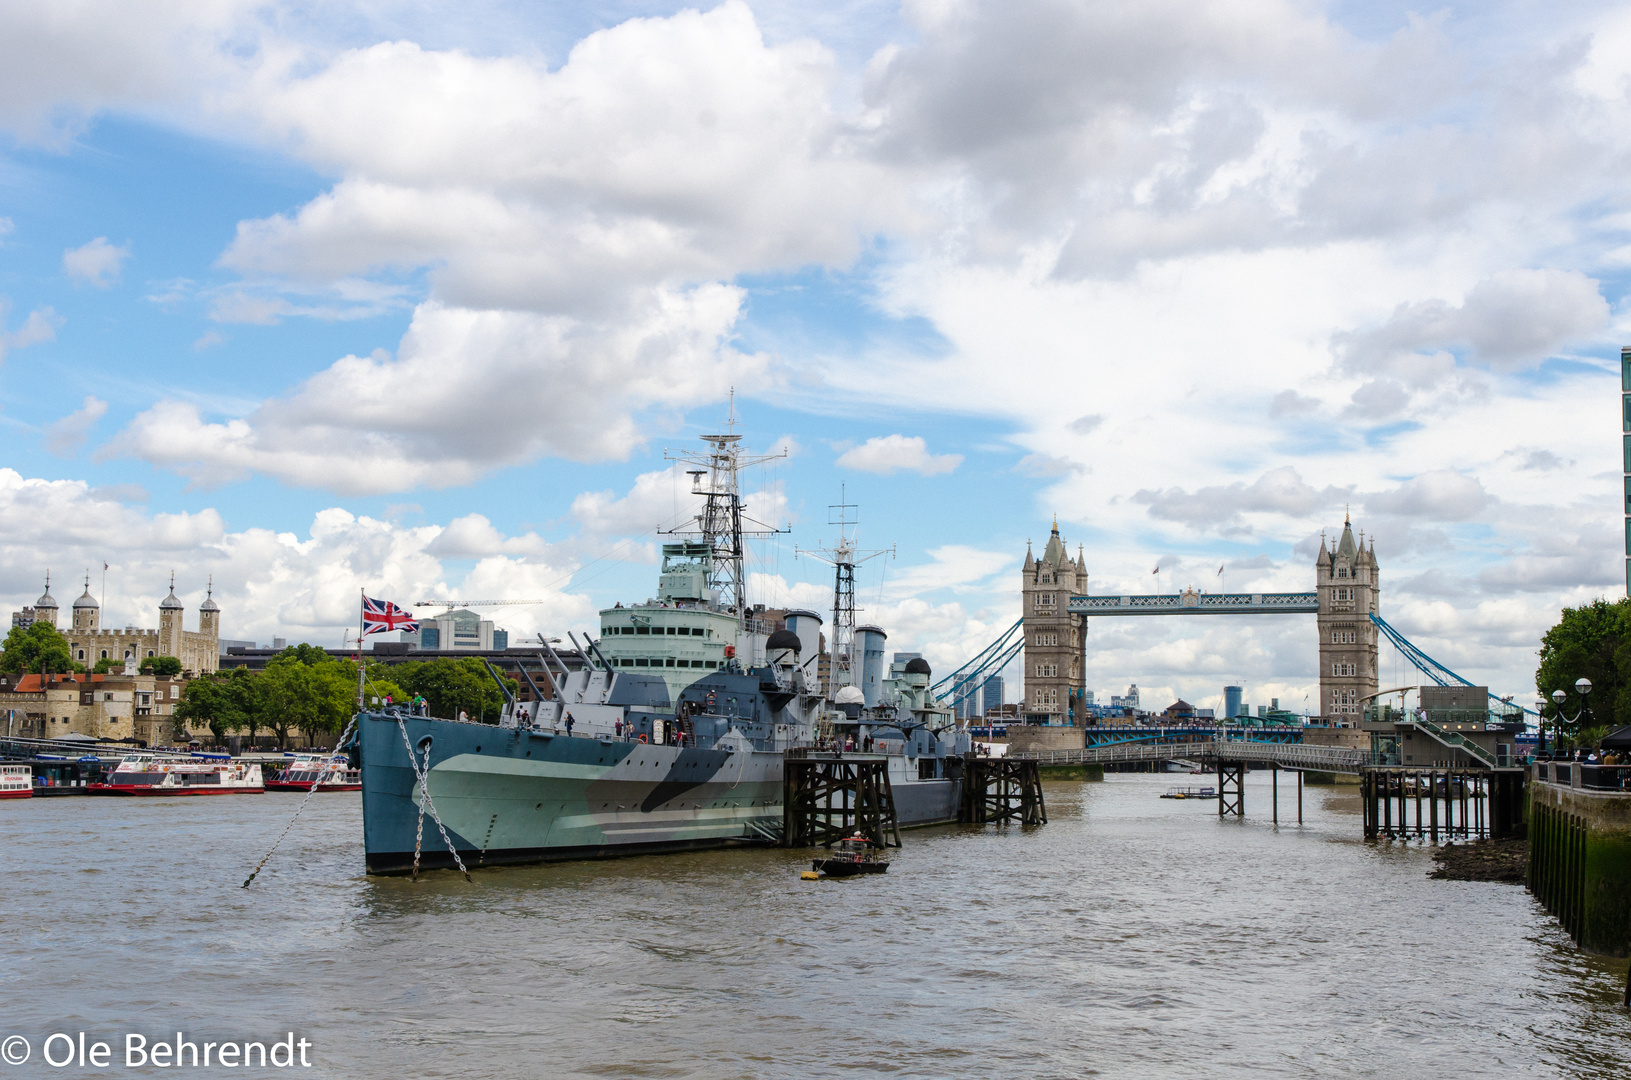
[1548,677,1594,756]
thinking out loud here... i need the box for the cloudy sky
[1,0,1626,716]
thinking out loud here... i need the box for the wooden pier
[1360,768,1523,841]
[782,752,901,848]
[958,755,1047,826]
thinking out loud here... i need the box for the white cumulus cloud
[836,435,962,476]
[62,237,131,287]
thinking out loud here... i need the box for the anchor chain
[413,800,426,881]
[242,716,359,888]
[396,716,472,882]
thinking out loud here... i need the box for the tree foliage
[0,622,83,675]
[391,658,515,723]
[140,655,183,677]
[172,646,517,748]
[1536,597,1631,738]
[180,668,268,741]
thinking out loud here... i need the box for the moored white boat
[0,764,32,799]
[90,753,264,795]
[267,754,361,792]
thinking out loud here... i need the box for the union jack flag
[362,595,419,637]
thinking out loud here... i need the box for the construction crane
[414,599,553,609]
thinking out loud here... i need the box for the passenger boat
[811,835,891,877]
[267,754,361,792]
[89,754,264,795]
[0,764,32,799]
[1160,786,1216,799]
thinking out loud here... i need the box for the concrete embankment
[1038,763,1104,781]
[1529,770,1631,956]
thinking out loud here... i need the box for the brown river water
[5,772,1629,1079]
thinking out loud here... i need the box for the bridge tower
[1021,518,1088,723]
[1316,515,1379,722]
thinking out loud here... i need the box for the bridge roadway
[1008,739,1365,774]
[1068,591,1320,616]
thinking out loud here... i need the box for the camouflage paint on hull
[359,712,784,875]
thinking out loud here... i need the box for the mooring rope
[242,715,359,889]
[396,716,472,882]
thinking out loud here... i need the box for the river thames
[6,773,1629,1078]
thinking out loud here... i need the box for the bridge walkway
[1010,739,1366,774]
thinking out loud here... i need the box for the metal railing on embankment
[1008,739,1366,773]
[0,734,167,761]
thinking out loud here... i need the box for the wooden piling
[783,752,901,848]
[959,755,1046,826]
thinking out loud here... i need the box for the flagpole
[357,588,366,710]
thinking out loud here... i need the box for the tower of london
[27,573,221,677]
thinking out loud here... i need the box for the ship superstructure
[595,404,787,700]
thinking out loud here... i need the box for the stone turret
[1316,514,1380,723]
[199,578,219,635]
[33,573,58,629]
[72,574,99,632]
[158,573,184,659]
[198,578,221,662]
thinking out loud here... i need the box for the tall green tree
[1536,597,1631,737]
[259,655,358,746]
[222,667,268,744]
[140,656,183,677]
[174,675,238,742]
[0,622,82,675]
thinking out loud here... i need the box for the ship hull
[359,713,784,875]
[358,712,962,875]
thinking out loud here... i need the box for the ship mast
[796,488,893,692]
[663,393,786,636]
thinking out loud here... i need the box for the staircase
[742,817,784,845]
[1406,716,1497,768]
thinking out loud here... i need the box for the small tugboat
[0,764,33,799]
[1160,786,1216,800]
[811,835,891,878]
[90,753,264,795]
[266,754,361,792]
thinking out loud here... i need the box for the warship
[351,415,971,875]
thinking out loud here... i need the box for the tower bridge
[1015,513,1378,725]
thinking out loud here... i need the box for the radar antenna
[795,486,894,693]
[661,392,788,637]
